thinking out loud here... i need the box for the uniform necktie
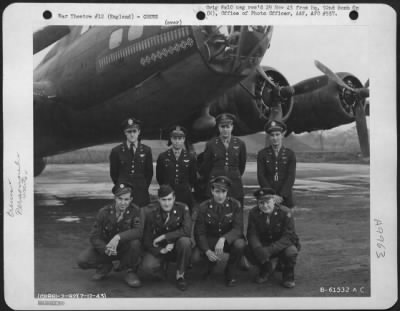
[116,211,124,223]
[223,138,229,149]
[130,143,135,156]
[164,212,170,225]
[174,149,180,160]
[273,148,279,181]
[216,204,222,217]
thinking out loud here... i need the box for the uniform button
[176,164,178,167]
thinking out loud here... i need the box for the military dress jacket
[90,202,145,253]
[247,205,299,254]
[257,146,296,207]
[195,197,244,253]
[156,149,197,208]
[200,136,247,200]
[109,142,153,207]
[143,202,192,256]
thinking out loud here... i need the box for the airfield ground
[34,162,370,299]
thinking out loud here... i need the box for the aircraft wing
[207,63,369,156]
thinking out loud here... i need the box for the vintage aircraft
[33,25,369,176]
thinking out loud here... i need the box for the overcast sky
[262,25,369,85]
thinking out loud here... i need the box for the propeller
[314,60,370,157]
[315,60,369,99]
[364,79,370,116]
[254,65,327,121]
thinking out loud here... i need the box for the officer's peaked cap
[210,176,232,190]
[122,117,142,131]
[169,125,187,137]
[254,187,276,199]
[112,182,133,196]
[158,184,175,198]
[216,113,236,125]
[264,119,286,133]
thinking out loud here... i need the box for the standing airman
[257,119,296,208]
[110,117,153,207]
[156,125,197,211]
[200,113,247,205]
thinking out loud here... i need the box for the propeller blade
[365,99,370,116]
[365,79,369,88]
[256,66,277,89]
[314,60,355,92]
[354,102,369,157]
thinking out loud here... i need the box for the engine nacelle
[287,73,365,134]
[208,66,294,135]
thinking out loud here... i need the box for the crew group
[77,113,300,291]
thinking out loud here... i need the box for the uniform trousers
[141,237,192,274]
[77,239,142,271]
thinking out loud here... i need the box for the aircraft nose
[192,25,273,75]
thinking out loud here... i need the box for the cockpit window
[128,26,143,41]
[109,28,123,49]
[80,25,91,35]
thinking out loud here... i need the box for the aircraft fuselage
[34,26,271,157]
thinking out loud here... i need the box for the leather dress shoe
[255,273,270,284]
[225,277,237,287]
[176,277,188,291]
[92,263,112,281]
[282,280,296,288]
[282,268,295,288]
[255,261,272,284]
[124,271,142,288]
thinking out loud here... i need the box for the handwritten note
[374,218,385,259]
[7,153,28,217]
